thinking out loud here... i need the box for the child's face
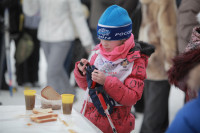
[101,40,123,52]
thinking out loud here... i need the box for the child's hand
[78,59,89,76]
[92,69,106,85]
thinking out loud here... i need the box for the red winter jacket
[74,34,151,133]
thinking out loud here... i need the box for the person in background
[23,0,94,94]
[177,0,200,54]
[176,0,182,8]
[15,12,40,87]
[0,7,8,91]
[0,0,21,92]
[172,0,200,103]
[138,0,177,132]
[74,5,154,133]
[167,25,200,133]
[64,2,91,78]
[168,23,200,103]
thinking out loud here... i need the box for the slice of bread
[30,113,58,120]
[30,113,58,123]
[33,117,57,123]
[41,86,61,100]
[32,108,53,114]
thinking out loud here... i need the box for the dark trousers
[0,31,9,90]
[15,28,40,85]
[140,80,170,133]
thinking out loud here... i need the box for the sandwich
[32,108,53,114]
[30,113,58,123]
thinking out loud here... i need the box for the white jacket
[23,0,93,46]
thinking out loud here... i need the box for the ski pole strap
[81,88,89,115]
[88,87,115,116]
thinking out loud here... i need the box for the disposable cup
[24,90,36,110]
[61,94,75,114]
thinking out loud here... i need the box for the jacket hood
[126,41,155,66]
[135,41,155,56]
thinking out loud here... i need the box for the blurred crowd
[0,0,200,133]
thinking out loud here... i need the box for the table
[0,105,102,133]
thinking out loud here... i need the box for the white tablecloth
[0,105,102,133]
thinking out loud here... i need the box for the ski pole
[92,81,117,133]
[4,8,13,96]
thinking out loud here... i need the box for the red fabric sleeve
[74,61,88,90]
[104,57,146,106]
[73,53,98,90]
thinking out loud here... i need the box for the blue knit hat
[97,5,132,41]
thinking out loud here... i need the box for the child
[168,26,200,102]
[167,26,200,133]
[74,5,154,133]
[167,64,200,133]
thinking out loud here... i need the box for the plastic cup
[61,94,75,115]
[24,90,36,110]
